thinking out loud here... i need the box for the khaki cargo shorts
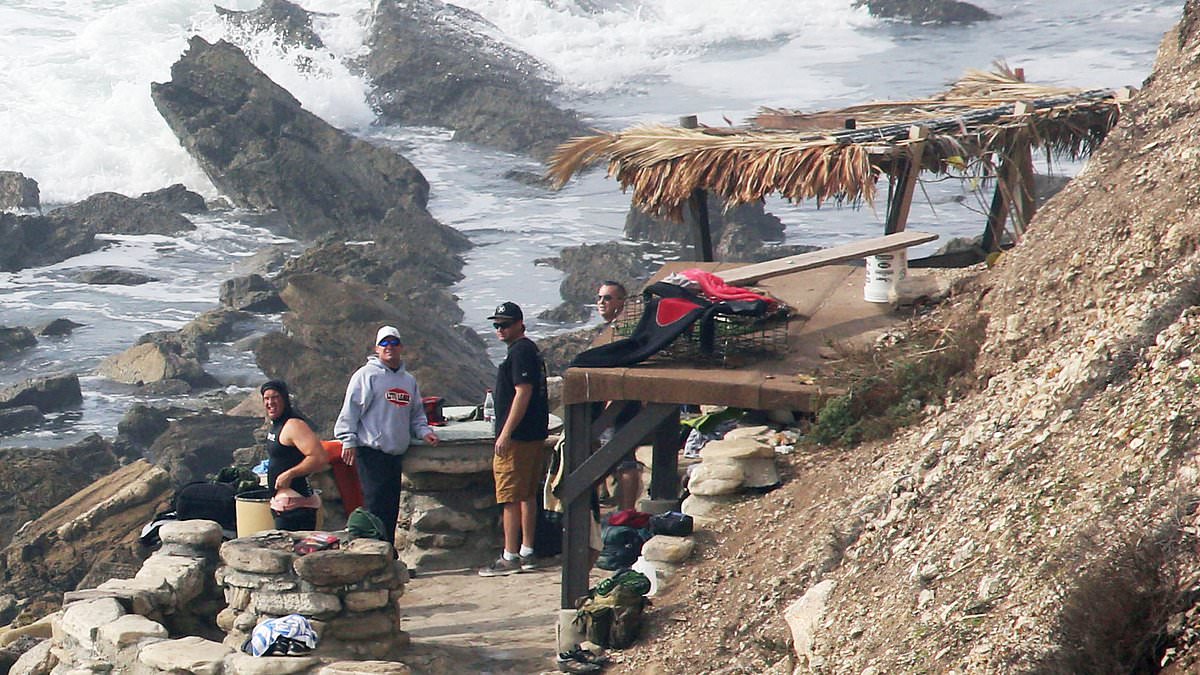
[493,438,547,504]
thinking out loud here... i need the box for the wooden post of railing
[681,115,714,262]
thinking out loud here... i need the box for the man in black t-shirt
[479,302,551,577]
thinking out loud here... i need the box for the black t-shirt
[495,336,549,441]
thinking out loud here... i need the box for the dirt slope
[616,2,1200,673]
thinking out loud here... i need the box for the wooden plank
[562,402,593,608]
[720,230,938,286]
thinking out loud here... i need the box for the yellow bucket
[235,489,274,538]
[235,489,325,537]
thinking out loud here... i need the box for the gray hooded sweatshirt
[334,356,433,455]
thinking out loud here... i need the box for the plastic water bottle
[482,389,495,423]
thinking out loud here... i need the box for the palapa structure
[548,65,1130,251]
[548,66,1133,612]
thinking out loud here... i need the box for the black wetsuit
[266,412,317,530]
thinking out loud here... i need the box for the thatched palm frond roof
[547,66,1127,222]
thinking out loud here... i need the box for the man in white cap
[334,325,439,545]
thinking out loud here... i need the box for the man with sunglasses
[479,302,550,576]
[334,325,439,546]
[593,280,644,511]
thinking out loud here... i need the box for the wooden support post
[1010,101,1037,234]
[648,406,681,500]
[562,402,593,609]
[681,115,714,262]
[883,125,929,235]
[980,173,1008,253]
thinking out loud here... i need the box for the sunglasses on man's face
[493,322,513,330]
[378,337,401,347]
[597,294,623,302]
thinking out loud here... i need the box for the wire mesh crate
[611,293,790,367]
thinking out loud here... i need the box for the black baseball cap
[487,301,523,322]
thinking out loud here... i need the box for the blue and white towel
[244,614,319,657]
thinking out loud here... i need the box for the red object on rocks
[322,440,364,516]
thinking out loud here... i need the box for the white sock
[503,550,519,561]
[519,545,535,558]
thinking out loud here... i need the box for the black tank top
[266,413,311,496]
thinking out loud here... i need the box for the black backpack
[174,480,237,531]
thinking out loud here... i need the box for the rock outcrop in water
[151,37,432,241]
[364,0,592,161]
[857,0,997,23]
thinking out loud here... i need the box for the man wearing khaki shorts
[479,302,551,577]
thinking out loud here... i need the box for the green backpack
[346,507,387,540]
[573,569,650,649]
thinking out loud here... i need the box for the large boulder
[254,272,493,433]
[855,0,997,23]
[625,196,786,251]
[0,434,123,548]
[0,171,39,211]
[72,268,157,286]
[151,36,431,240]
[48,190,195,235]
[147,412,263,486]
[215,0,325,50]
[0,460,171,623]
[364,0,591,160]
[0,327,36,359]
[219,274,286,313]
[0,406,43,436]
[97,342,216,390]
[0,374,82,413]
[0,212,96,273]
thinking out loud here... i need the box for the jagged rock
[98,342,215,389]
[0,434,123,548]
[72,267,157,285]
[0,406,44,435]
[138,327,208,362]
[0,212,96,273]
[0,327,37,359]
[0,171,39,211]
[116,404,187,455]
[364,0,590,161]
[503,169,555,188]
[0,449,162,624]
[856,0,997,23]
[215,0,326,50]
[784,579,836,669]
[293,548,391,585]
[254,273,492,431]
[49,190,195,235]
[35,318,84,336]
[0,635,42,675]
[219,274,285,313]
[57,597,125,653]
[538,241,655,317]
[151,37,430,240]
[537,327,599,377]
[625,197,785,249]
[179,308,256,344]
[148,412,262,486]
[138,183,207,214]
[8,638,54,675]
[0,374,81,413]
[96,614,169,652]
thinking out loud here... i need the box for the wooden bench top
[722,230,938,286]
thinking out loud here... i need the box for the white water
[0,0,1181,446]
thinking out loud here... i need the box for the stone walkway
[397,562,590,674]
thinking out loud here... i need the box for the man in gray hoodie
[334,325,439,545]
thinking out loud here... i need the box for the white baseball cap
[375,325,401,345]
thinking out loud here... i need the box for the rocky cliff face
[621,1,1200,672]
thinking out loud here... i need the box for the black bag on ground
[534,508,563,557]
[174,480,237,530]
[649,511,693,537]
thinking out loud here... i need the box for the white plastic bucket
[863,250,907,303]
